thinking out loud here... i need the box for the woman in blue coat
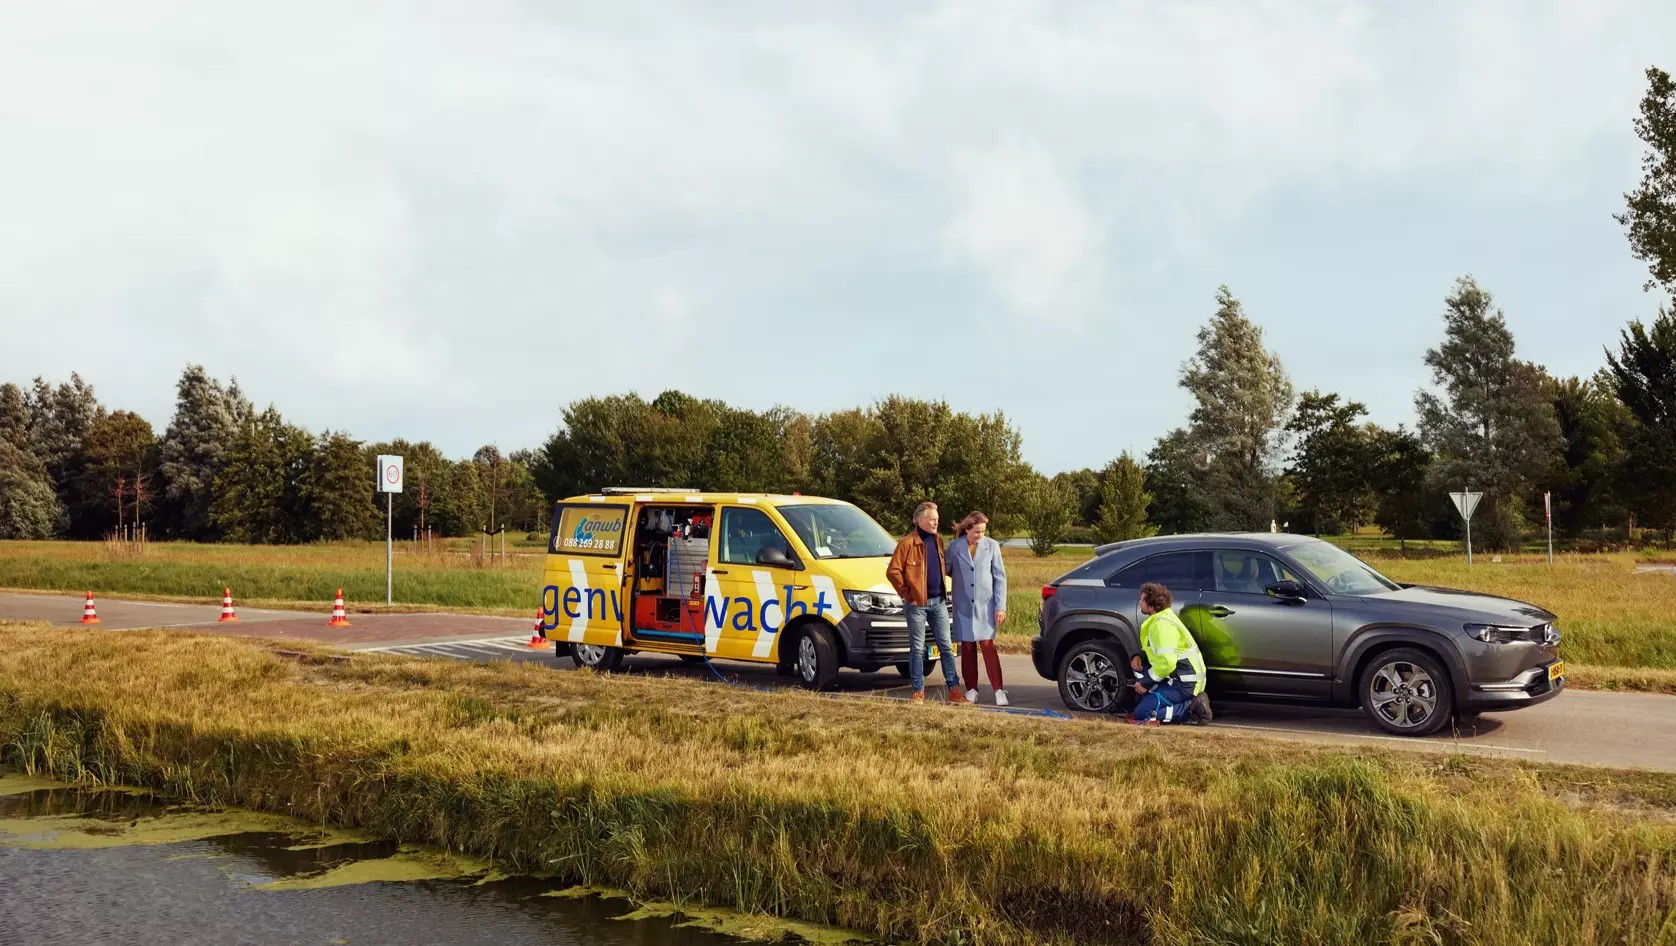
[947,511,1008,705]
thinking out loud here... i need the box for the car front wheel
[1360,648,1453,737]
[1056,638,1135,714]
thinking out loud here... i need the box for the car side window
[719,507,793,566]
[1211,550,1301,595]
[1146,551,1209,591]
[1109,551,1208,591]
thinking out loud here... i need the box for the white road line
[1219,721,1547,754]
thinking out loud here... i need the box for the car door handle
[1207,606,1236,617]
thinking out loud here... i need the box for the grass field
[4,539,1676,684]
[2,627,1673,945]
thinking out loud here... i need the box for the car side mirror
[1266,580,1305,601]
[756,546,797,569]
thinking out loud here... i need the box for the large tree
[1606,307,1676,537]
[0,440,62,539]
[1022,475,1075,557]
[0,383,29,452]
[1541,374,1631,537]
[1618,66,1676,295]
[1093,453,1157,544]
[306,432,379,541]
[160,365,252,540]
[1179,286,1295,530]
[23,373,106,517]
[1415,276,1563,550]
[1369,425,1433,549]
[73,410,158,538]
[1145,428,1213,535]
[1285,391,1377,535]
[209,407,312,544]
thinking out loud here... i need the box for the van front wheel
[572,643,625,673]
[792,626,840,691]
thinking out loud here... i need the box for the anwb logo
[572,517,624,544]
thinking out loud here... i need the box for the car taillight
[1041,585,1057,601]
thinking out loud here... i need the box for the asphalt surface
[6,591,1675,772]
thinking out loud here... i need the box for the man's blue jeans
[906,598,960,693]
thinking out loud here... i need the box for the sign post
[377,455,404,604]
[1449,489,1482,565]
[1544,491,1553,566]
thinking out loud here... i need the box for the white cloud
[943,140,1104,327]
[0,0,1670,462]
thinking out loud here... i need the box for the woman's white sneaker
[994,689,1009,707]
[965,688,978,704]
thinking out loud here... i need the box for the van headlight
[1466,623,1536,644]
[844,591,904,615]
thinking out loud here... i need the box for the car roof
[1091,532,1320,557]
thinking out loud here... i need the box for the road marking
[1218,721,1546,754]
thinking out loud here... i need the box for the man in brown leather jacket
[886,501,967,704]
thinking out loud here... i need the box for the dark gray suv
[1031,534,1565,736]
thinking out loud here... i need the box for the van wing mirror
[1266,579,1305,601]
[757,546,796,569]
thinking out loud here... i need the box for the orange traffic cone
[526,608,547,648]
[326,589,351,627]
[80,591,100,625]
[219,587,239,622]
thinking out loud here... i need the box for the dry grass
[1,627,1673,945]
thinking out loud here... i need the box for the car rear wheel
[1056,638,1135,715]
[1360,648,1453,737]
[571,643,625,673]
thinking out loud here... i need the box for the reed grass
[0,627,1672,945]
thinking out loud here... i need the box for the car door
[1197,548,1334,700]
[1107,549,1210,635]
[708,504,804,662]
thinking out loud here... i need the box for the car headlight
[844,591,904,615]
[1466,623,1537,644]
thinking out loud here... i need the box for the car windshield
[776,503,896,559]
[1287,540,1402,595]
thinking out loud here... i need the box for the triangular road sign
[1449,491,1482,521]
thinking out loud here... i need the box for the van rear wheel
[572,643,625,673]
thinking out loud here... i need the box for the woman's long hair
[955,511,989,539]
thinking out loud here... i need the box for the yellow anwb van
[539,487,919,689]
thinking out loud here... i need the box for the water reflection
[0,781,775,946]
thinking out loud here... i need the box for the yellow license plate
[928,645,942,660]
[1548,661,1566,681]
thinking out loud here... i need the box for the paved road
[6,592,1675,772]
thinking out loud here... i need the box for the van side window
[719,507,793,566]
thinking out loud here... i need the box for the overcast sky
[3,1,1673,474]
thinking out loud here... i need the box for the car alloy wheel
[1063,648,1126,712]
[1369,660,1439,730]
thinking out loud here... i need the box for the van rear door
[544,501,631,648]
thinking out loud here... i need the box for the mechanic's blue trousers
[1133,683,1193,724]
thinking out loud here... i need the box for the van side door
[545,501,631,648]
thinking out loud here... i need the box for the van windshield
[777,504,896,560]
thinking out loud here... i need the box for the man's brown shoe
[910,691,926,703]
[946,687,969,705]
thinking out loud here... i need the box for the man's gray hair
[913,501,938,521]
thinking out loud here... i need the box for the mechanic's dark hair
[1139,582,1172,611]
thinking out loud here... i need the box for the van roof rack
[598,486,701,495]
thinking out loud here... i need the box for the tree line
[2,67,1671,552]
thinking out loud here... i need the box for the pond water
[0,774,853,946]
